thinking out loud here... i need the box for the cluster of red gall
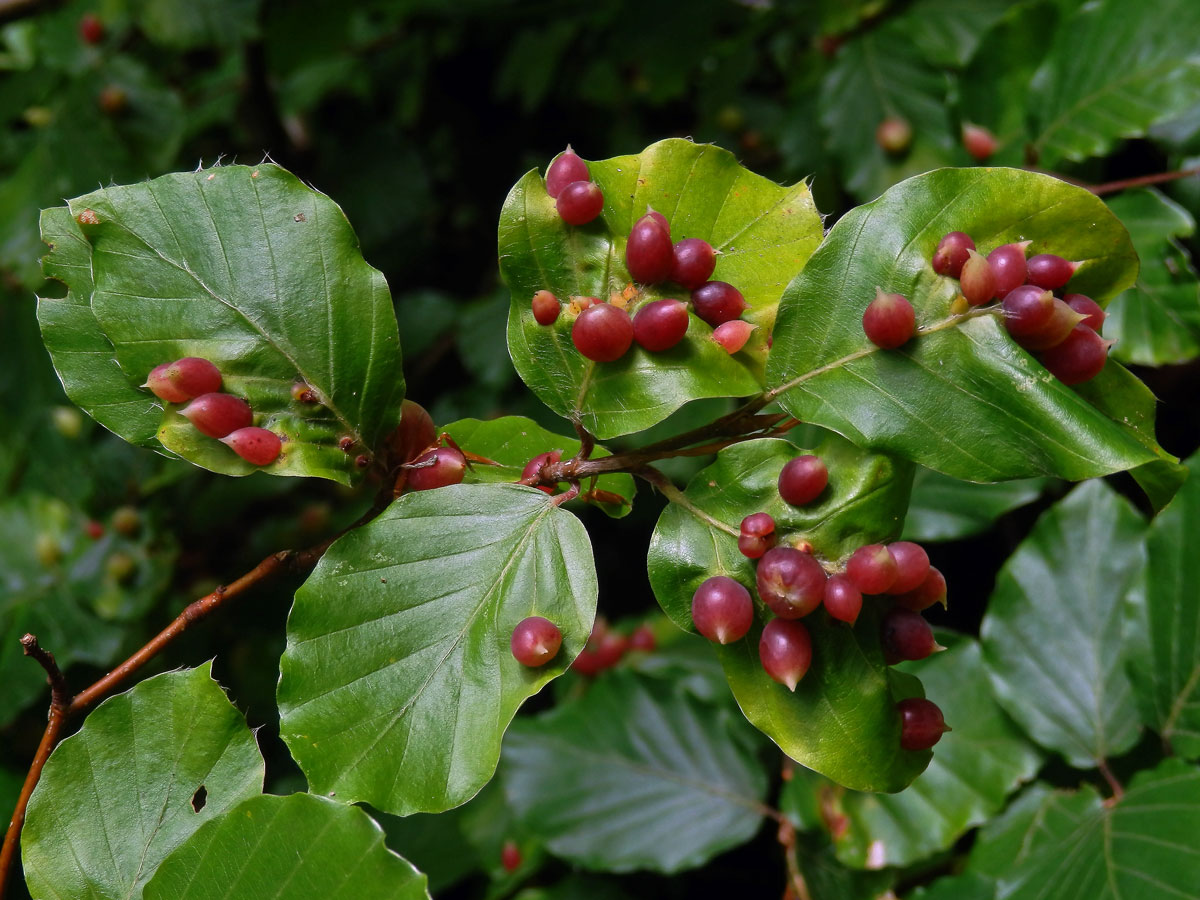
[689,454,949,751]
[933,231,1111,385]
[509,614,655,672]
[532,147,756,363]
[858,233,1111,388]
[143,358,281,465]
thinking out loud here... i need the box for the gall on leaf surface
[441,415,635,518]
[278,484,597,816]
[22,664,264,900]
[37,164,404,484]
[648,434,930,792]
[144,793,430,900]
[500,138,822,440]
[765,167,1185,512]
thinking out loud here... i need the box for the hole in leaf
[191,784,207,812]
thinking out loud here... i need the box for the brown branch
[1098,758,1125,803]
[776,817,813,900]
[522,399,791,491]
[1087,166,1200,197]
[0,490,392,899]
[0,636,70,897]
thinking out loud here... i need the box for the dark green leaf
[443,416,635,518]
[1104,189,1200,366]
[766,167,1177,494]
[278,484,597,816]
[1029,0,1200,165]
[500,138,822,439]
[1125,449,1200,757]
[22,664,264,900]
[144,793,429,899]
[784,635,1042,869]
[38,164,404,484]
[512,875,630,900]
[902,468,1050,542]
[981,480,1146,767]
[964,782,1055,880]
[1072,362,1188,514]
[502,671,768,873]
[130,0,261,49]
[0,493,176,726]
[957,1,1061,166]
[908,874,996,900]
[648,434,922,792]
[891,0,1013,69]
[819,25,953,201]
[372,804,475,895]
[993,761,1200,900]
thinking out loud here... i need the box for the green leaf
[908,874,995,900]
[784,635,1042,869]
[992,760,1200,900]
[1029,0,1200,166]
[37,207,161,447]
[38,164,404,484]
[130,0,261,49]
[957,1,1062,166]
[818,24,953,201]
[499,138,823,439]
[0,493,176,726]
[22,664,264,900]
[981,480,1146,768]
[766,167,1177,493]
[647,434,922,792]
[1125,449,1200,757]
[902,468,1050,542]
[1072,362,1188,514]
[443,416,636,518]
[372,804,475,895]
[648,434,913,633]
[144,793,429,900]
[890,0,1014,69]
[1104,189,1200,366]
[963,781,1056,879]
[278,484,597,816]
[502,670,768,873]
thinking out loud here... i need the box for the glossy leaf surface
[1125,449,1200,757]
[1028,0,1200,165]
[145,793,429,899]
[502,670,767,873]
[22,664,264,900]
[279,484,597,815]
[902,468,1049,542]
[784,635,1041,869]
[442,415,635,518]
[648,435,926,792]
[766,167,1179,499]
[1104,189,1200,366]
[500,138,822,439]
[993,761,1200,900]
[37,164,403,483]
[981,480,1146,767]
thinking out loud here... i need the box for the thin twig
[777,818,813,900]
[0,491,392,899]
[0,636,70,896]
[1087,166,1200,197]
[1098,759,1125,802]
